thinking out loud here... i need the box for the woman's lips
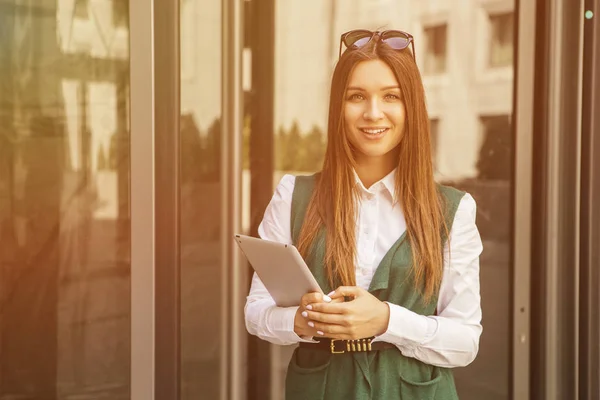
[359,127,389,139]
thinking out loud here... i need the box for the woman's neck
[354,155,397,189]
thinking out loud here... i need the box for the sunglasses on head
[338,29,416,61]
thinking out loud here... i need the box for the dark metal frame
[530,0,585,398]
[579,0,600,398]
[222,0,245,398]
[512,0,537,397]
[247,0,276,398]
[130,0,181,398]
[153,0,181,397]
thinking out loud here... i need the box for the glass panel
[264,1,516,399]
[179,0,223,398]
[0,1,131,398]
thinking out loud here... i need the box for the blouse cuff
[373,302,438,347]
[274,306,319,344]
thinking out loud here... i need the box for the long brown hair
[296,37,449,302]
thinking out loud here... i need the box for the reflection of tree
[274,126,287,170]
[476,116,512,180]
[303,125,326,171]
[243,118,326,172]
[181,114,222,182]
[181,113,203,183]
[274,120,326,172]
[202,118,221,182]
[180,114,223,256]
[446,115,513,244]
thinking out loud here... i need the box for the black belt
[299,338,396,354]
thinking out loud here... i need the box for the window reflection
[0,1,130,398]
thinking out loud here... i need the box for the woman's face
[343,59,406,165]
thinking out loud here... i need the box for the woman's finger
[301,291,331,308]
[329,286,363,300]
[307,321,346,336]
[302,310,346,325]
[307,302,347,314]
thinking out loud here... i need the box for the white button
[361,268,369,276]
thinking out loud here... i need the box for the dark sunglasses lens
[352,37,371,48]
[344,31,372,47]
[383,35,410,50]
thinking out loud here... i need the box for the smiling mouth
[359,128,389,135]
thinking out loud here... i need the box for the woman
[245,29,483,399]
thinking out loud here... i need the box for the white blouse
[244,170,483,368]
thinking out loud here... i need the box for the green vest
[285,174,465,400]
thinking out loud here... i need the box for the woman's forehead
[347,60,399,89]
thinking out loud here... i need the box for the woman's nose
[363,99,384,121]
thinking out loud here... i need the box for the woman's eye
[348,93,364,101]
[385,93,400,100]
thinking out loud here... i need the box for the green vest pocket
[285,348,331,400]
[398,366,442,400]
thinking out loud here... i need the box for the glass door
[0,1,131,398]
[254,1,520,399]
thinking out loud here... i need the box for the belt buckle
[330,338,373,354]
[330,339,345,354]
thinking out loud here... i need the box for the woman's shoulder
[271,174,297,203]
[436,182,464,198]
[276,172,321,193]
[277,173,297,187]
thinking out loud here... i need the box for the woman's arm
[244,174,316,345]
[374,193,483,367]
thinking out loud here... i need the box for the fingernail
[327,291,335,296]
[323,295,332,303]
[317,331,324,336]
[301,311,308,318]
[306,304,313,310]
[308,321,315,328]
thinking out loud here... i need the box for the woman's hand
[294,292,342,337]
[302,286,390,340]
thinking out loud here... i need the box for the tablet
[234,234,323,307]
